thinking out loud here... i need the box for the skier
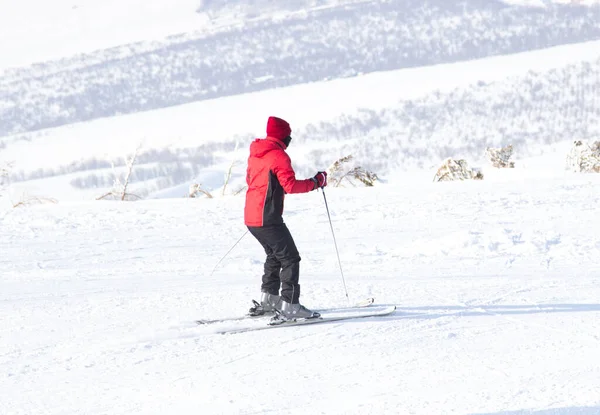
[244,116,328,320]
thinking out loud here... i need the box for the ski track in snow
[2,177,600,414]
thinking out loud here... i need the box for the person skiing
[244,116,328,320]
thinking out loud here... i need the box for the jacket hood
[249,137,286,158]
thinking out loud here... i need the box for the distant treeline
[298,58,600,175]
[2,0,600,136]
[8,58,600,194]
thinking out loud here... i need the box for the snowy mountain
[3,18,600,199]
[2,1,600,414]
[3,0,600,137]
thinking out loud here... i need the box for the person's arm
[273,152,317,194]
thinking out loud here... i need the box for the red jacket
[244,136,315,227]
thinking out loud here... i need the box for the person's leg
[249,224,318,320]
[247,226,281,296]
[268,225,320,319]
[263,224,301,304]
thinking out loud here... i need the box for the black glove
[311,171,327,190]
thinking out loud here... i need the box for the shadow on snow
[469,405,600,415]
[393,303,600,320]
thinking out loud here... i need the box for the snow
[0,0,404,70]
[0,0,201,69]
[3,0,600,414]
[5,39,600,170]
[501,0,600,6]
[3,39,600,201]
[2,177,600,414]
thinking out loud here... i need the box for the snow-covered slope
[2,176,600,415]
[3,1,600,414]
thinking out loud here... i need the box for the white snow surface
[2,176,600,415]
[3,0,600,414]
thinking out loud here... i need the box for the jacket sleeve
[272,151,315,194]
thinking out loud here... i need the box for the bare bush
[485,144,515,168]
[0,161,13,204]
[233,186,247,196]
[0,163,9,191]
[327,155,378,187]
[222,141,241,196]
[97,144,143,201]
[189,183,213,198]
[434,158,484,182]
[12,195,58,208]
[566,140,600,173]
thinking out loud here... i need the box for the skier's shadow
[388,303,600,320]
[469,405,600,415]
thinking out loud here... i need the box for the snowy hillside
[3,40,600,201]
[2,0,600,202]
[2,176,600,415]
[2,0,600,137]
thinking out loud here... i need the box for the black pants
[247,223,301,304]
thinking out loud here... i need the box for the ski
[195,297,375,325]
[215,305,396,335]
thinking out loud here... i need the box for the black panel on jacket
[262,170,285,226]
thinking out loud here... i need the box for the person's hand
[311,171,327,190]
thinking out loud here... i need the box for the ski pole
[320,188,350,302]
[210,230,248,276]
